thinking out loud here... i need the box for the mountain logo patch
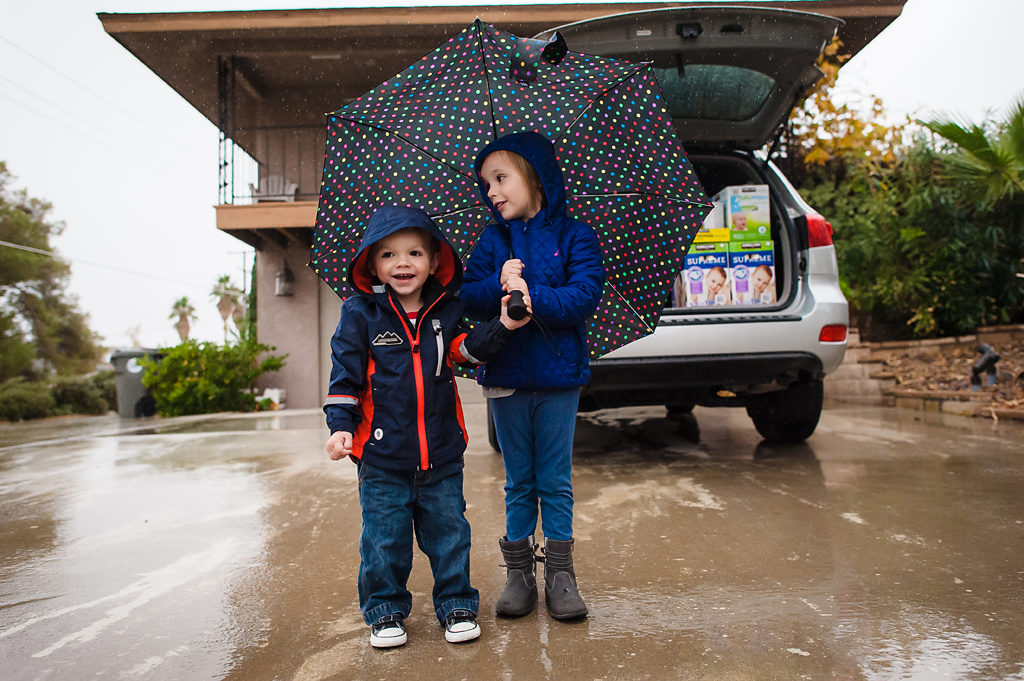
[372,332,404,347]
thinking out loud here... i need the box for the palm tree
[211,275,247,343]
[170,296,197,343]
[230,293,248,341]
[211,275,236,344]
[921,94,1024,213]
[922,94,1024,316]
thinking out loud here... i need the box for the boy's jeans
[356,460,479,625]
[489,388,579,542]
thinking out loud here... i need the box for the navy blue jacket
[461,132,604,390]
[324,206,514,471]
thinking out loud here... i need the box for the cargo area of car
[526,4,867,439]
[663,152,799,317]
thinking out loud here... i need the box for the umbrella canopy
[310,19,712,358]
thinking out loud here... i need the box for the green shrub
[140,340,286,417]
[90,370,116,409]
[801,138,1024,339]
[0,377,54,422]
[50,375,109,416]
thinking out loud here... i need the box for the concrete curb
[888,389,1024,421]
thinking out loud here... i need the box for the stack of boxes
[673,185,777,308]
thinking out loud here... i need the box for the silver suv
[519,7,850,443]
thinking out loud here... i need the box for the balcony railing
[219,126,324,205]
[216,56,325,206]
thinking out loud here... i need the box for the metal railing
[235,126,323,204]
[217,55,322,205]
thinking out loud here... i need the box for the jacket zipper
[432,319,444,377]
[522,223,534,384]
[387,291,445,470]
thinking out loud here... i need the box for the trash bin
[110,349,162,418]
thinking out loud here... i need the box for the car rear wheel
[486,400,501,453]
[746,380,823,442]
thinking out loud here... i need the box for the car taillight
[806,213,834,247]
[819,324,847,343]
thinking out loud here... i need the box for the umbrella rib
[573,191,715,206]
[605,282,656,334]
[430,204,487,220]
[475,20,500,143]
[552,64,648,147]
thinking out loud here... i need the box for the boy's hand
[500,259,524,288]
[500,293,532,330]
[327,431,353,461]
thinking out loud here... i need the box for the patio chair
[250,174,299,202]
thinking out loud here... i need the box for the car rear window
[654,65,775,121]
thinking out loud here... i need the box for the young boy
[324,206,529,648]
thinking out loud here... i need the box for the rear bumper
[581,352,824,410]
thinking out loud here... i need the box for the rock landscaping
[853,325,1024,421]
[879,339,1024,410]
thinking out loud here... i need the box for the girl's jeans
[489,388,580,542]
[356,460,479,625]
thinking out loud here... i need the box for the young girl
[461,131,603,621]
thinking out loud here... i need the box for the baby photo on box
[729,240,776,305]
[674,242,731,307]
[714,185,771,242]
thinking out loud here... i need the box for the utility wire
[0,238,206,290]
[0,91,208,193]
[0,75,209,187]
[0,32,209,164]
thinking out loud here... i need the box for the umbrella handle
[507,290,528,320]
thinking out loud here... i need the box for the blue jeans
[489,389,579,542]
[356,460,479,625]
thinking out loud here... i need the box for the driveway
[2,382,1022,679]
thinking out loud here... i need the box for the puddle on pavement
[0,414,125,449]
[120,412,328,436]
[2,404,1023,680]
[0,411,328,451]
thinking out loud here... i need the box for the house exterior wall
[318,280,343,406]
[255,243,322,409]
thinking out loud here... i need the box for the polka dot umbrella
[309,19,713,359]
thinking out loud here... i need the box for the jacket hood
[348,206,461,295]
[474,131,567,226]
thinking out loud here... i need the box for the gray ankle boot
[543,538,588,620]
[496,536,538,617]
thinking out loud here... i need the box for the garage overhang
[99,1,907,130]
[99,2,907,244]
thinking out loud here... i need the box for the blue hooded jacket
[461,132,604,390]
[323,206,513,471]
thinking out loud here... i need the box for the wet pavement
[2,383,1023,680]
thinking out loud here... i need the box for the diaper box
[728,240,776,305]
[714,185,771,242]
[673,242,731,308]
[693,201,728,243]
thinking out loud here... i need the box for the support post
[218,55,237,205]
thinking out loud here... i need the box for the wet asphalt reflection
[1,386,1022,680]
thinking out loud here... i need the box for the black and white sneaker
[370,613,407,648]
[444,609,480,643]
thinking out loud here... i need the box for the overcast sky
[2,0,1022,351]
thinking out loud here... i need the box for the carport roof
[99,1,907,128]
